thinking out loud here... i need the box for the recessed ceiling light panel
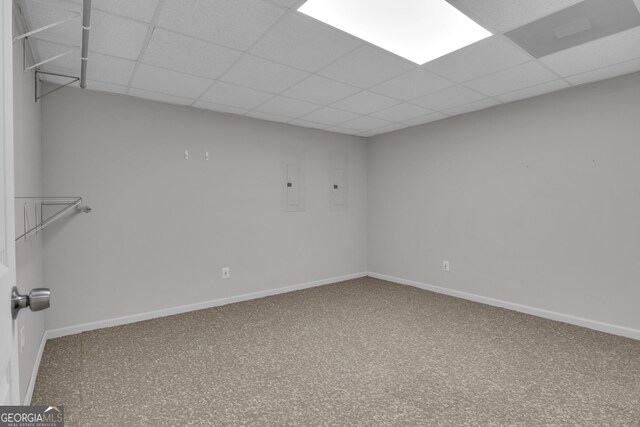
[298,0,492,65]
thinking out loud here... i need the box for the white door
[0,0,19,406]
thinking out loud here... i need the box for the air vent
[505,0,640,58]
[553,16,592,40]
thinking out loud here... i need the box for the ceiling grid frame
[188,1,320,109]
[426,3,574,98]
[124,0,166,95]
[21,0,640,136]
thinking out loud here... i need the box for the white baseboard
[368,272,640,340]
[23,330,48,405]
[46,272,368,339]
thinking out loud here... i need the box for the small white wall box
[281,145,306,212]
[329,152,348,211]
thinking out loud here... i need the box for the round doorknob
[29,288,51,312]
[11,287,51,319]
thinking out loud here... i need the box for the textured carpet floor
[32,277,640,426]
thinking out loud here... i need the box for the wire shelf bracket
[16,0,91,100]
[35,70,79,102]
[12,11,80,42]
[15,197,92,242]
[24,40,73,72]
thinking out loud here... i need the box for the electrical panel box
[286,164,301,206]
[281,145,305,212]
[329,152,348,211]
[332,168,345,206]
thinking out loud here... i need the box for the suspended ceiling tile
[331,91,400,115]
[131,64,212,98]
[370,103,434,122]
[90,11,149,60]
[370,68,455,100]
[289,119,331,130]
[32,41,135,87]
[442,98,500,116]
[540,26,640,77]
[220,55,308,94]
[401,112,449,127]
[466,61,558,96]
[411,86,486,111]
[424,36,531,83]
[368,122,410,136]
[338,116,391,132]
[504,0,640,59]
[193,101,249,115]
[566,58,640,86]
[496,79,570,103]
[267,0,302,8]
[325,126,358,136]
[29,0,80,11]
[69,0,159,22]
[23,4,148,60]
[21,1,81,46]
[22,0,640,125]
[282,75,360,105]
[158,0,286,51]
[245,110,292,123]
[318,45,415,88]
[25,5,147,61]
[27,38,79,73]
[300,107,360,126]
[250,13,361,72]
[200,82,273,110]
[254,96,321,118]
[85,81,128,94]
[143,28,242,79]
[128,88,193,105]
[453,0,583,32]
[85,52,136,86]
[325,126,360,135]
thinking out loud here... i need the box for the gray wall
[368,72,640,331]
[42,88,368,331]
[13,34,45,401]
[39,69,640,335]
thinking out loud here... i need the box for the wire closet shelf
[15,197,91,242]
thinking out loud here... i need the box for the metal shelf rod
[15,197,91,242]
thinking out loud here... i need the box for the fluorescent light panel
[298,0,492,65]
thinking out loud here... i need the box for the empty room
[1,0,640,425]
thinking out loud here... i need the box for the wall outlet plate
[222,267,230,279]
[442,260,450,272]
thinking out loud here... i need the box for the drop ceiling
[15,0,640,137]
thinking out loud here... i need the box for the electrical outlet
[20,326,25,353]
[222,267,230,279]
[442,260,450,272]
